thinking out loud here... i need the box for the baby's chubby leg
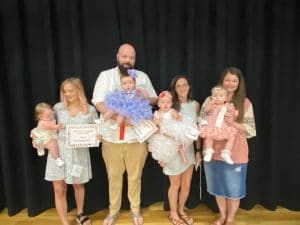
[46,139,64,167]
[178,144,188,163]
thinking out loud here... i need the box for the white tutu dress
[148,110,199,163]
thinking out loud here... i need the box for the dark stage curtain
[0,0,300,216]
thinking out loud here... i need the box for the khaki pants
[102,140,148,215]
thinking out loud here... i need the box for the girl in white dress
[148,91,190,164]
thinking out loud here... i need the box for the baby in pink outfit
[199,86,238,164]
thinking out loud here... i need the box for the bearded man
[92,43,157,225]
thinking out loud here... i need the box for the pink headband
[158,90,172,99]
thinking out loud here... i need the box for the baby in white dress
[31,102,64,167]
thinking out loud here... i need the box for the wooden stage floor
[1,202,300,225]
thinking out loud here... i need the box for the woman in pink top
[201,67,256,225]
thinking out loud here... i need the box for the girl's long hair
[169,75,194,111]
[60,77,88,113]
[218,67,246,122]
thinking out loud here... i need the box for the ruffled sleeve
[242,99,256,139]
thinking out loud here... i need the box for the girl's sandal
[179,213,194,225]
[76,212,91,225]
[168,215,186,225]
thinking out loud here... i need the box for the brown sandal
[76,212,91,225]
[179,213,194,225]
[168,216,186,225]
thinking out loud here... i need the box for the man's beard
[117,61,133,75]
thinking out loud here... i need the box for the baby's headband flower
[158,90,172,99]
[212,86,226,92]
[127,69,138,79]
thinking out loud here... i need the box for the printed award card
[132,120,158,143]
[66,124,100,148]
